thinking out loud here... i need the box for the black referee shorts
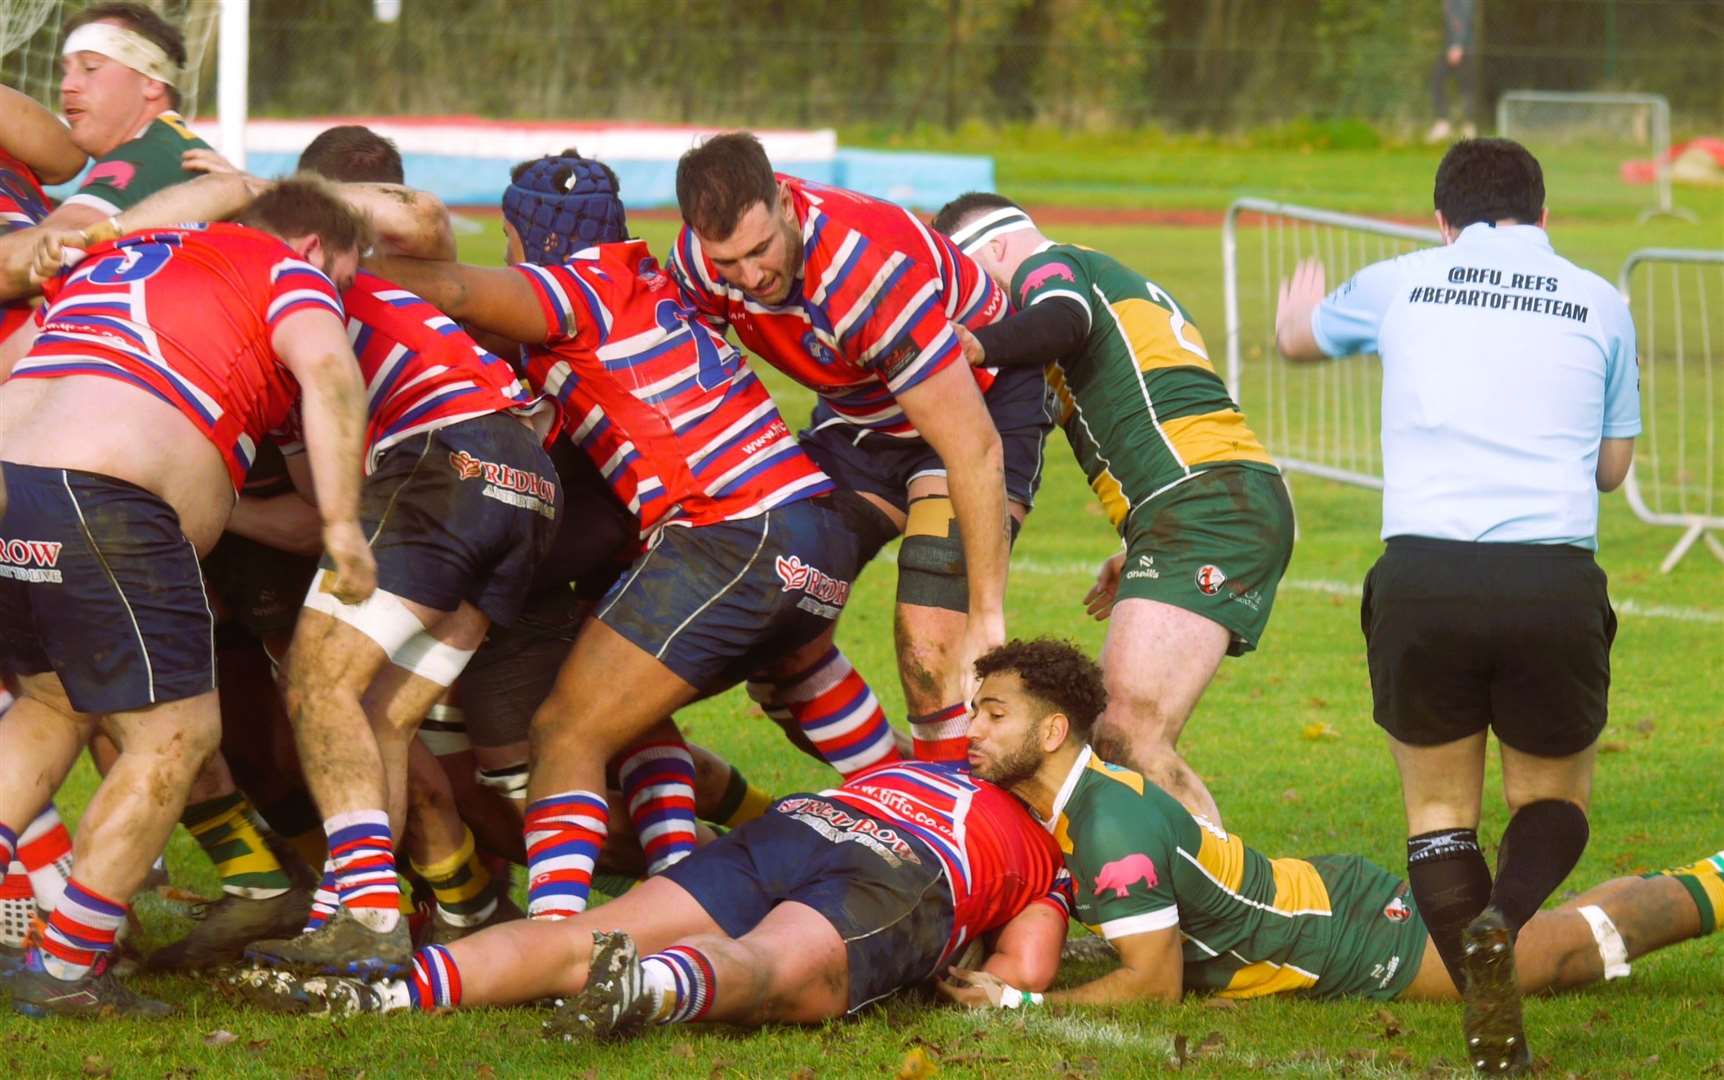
[1361,536,1617,757]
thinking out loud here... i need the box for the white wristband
[998,986,1044,1009]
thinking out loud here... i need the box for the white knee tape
[417,704,471,756]
[390,633,476,688]
[302,570,424,657]
[1577,904,1631,980]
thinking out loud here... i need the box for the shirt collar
[1031,239,1057,255]
[1040,743,1093,833]
[1457,221,1553,252]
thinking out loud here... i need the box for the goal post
[1221,197,1441,491]
[1496,90,1686,222]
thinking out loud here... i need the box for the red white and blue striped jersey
[338,271,543,471]
[18,223,343,489]
[671,175,1009,439]
[515,240,831,537]
[826,760,1073,968]
[0,150,54,343]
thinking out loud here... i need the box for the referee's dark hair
[974,638,1108,741]
[1434,137,1545,229]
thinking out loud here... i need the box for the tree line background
[6,0,1721,132]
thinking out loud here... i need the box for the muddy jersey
[825,759,1072,967]
[18,223,344,489]
[517,240,831,537]
[671,175,1008,438]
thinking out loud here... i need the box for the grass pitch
[5,144,1721,1077]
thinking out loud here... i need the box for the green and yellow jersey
[1010,244,1276,533]
[63,110,211,217]
[1045,746,1427,1001]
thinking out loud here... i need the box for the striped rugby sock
[408,944,462,1010]
[324,810,401,933]
[618,740,698,875]
[35,879,127,981]
[640,945,716,1024]
[0,824,15,874]
[182,792,293,899]
[524,791,608,919]
[411,827,496,927]
[909,702,970,763]
[305,864,339,932]
[18,804,73,913]
[752,647,898,779]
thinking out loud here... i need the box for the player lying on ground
[671,133,1050,761]
[0,179,377,1019]
[941,638,1724,1042]
[233,755,1072,1035]
[367,150,904,922]
[932,195,1293,826]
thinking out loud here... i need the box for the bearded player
[942,637,1724,1070]
[671,132,1052,763]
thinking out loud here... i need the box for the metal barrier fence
[1618,248,1724,572]
[1221,198,1439,490]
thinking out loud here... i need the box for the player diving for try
[931,195,1293,825]
[941,637,1724,1048]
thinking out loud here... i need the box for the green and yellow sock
[410,828,496,927]
[1645,850,1724,935]
[712,766,774,829]
[181,792,293,899]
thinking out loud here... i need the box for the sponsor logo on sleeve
[82,160,137,192]
[0,538,65,583]
[1020,262,1076,303]
[1093,852,1159,898]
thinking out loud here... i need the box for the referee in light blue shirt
[1275,138,1639,1075]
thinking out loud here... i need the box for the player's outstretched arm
[365,254,550,345]
[225,492,324,556]
[272,308,376,604]
[895,358,1009,696]
[0,85,87,184]
[939,924,1182,1009]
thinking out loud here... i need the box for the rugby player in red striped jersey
[0,179,376,1018]
[671,134,1053,761]
[368,151,904,924]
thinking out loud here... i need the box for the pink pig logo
[1093,852,1159,898]
[1019,262,1075,303]
[83,160,138,192]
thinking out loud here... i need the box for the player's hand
[1275,258,1326,348]
[956,611,1007,704]
[1446,45,1464,66]
[935,967,1007,1009]
[1084,552,1126,620]
[27,226,92,284]
[320,519,377,605]
[954,323,987,367]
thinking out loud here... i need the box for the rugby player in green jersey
[932,196,1294,825]
[937,639,1724,1073]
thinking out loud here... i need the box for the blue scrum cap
[501,150,628,265]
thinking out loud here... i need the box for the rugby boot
[227,964,397,1017]
[428,892,524,947]
[544,930,652,1041]
[243,906,412,980]
[10,952,174,1019]
[148,884,315,970]
[1460,908,1531,1074]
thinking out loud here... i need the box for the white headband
[949,205,1036,255]
[63,22,179,87]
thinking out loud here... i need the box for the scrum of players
[0,5,1720,1073]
